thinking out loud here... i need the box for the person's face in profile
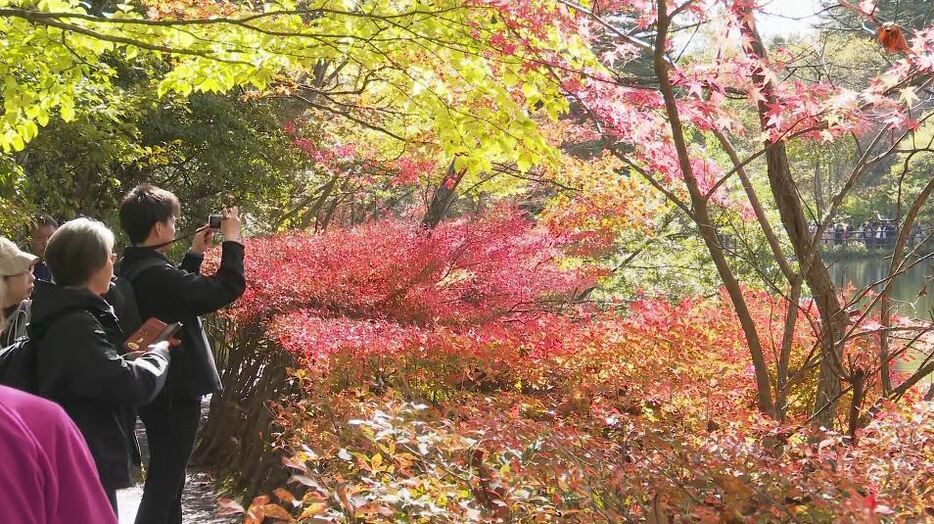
[30,225,56,259]
[88,251,117,297]
[153,216,177,253]
[2,268,36,306]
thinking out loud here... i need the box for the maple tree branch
[656,0,774,416]
[711,128,796,283]
[566,83,698,220]
[574,212,679,302]
[554,0,660,59]
[839,249,934,314]
[838,251,934,359]
[704,120,848,200]
[486,162,583,193]
[609,152,695,220]
[807,122,917,266]
[706,77,934,203]
[291,95,409,143]
[861,329,934,423]
[891,360,934,401]
[879,165,934,394]
[0,6,463,27]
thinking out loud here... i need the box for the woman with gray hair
[29,217,172,515]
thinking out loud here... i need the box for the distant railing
[811,224,931,250]
[715,224,931,253]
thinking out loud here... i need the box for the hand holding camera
[193,206,241,254]
[219,206,241,243]
[191,226,214,255]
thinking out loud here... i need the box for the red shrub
[207,208,605,376]
[221,208,598,327]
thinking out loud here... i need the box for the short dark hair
[46,218,114,287]
[119,184,181,245]
[31,215,58,231]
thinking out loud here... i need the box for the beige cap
[0,237,38,276]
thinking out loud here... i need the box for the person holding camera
[117,184,246,524]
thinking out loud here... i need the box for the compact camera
[208,214,223,230]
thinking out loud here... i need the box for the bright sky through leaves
[758,0,822,39]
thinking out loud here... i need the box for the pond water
[826,255,933,320]
[827,255,932,375]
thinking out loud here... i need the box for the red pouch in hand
[124,318,182,352]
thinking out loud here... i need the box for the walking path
[116,397,235,524]
[117,469,233,524]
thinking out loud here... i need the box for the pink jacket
[0,385,117,524]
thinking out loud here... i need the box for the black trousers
[134,397,201,524]
[105,489,118,516]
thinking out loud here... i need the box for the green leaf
[516,151,534,173]
[60,102,75,122]
[22,120,38,141]
[36,109,50,127]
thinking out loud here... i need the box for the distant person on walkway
[32,218,171,514]
[884,222,897,249]
[0,237,37,346]
[822,226,832,245]
[862,221,873,249]
[910,223,923,246]
[118,185,246,524]
[30,215,57,282]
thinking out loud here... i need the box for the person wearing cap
[0,236,38,347]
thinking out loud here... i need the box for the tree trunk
[655,0,774,416]
[847,368,866,441]
[278,175,340,231]
[422,161,465,229]
[736,13,847,427]
[776,279,802,421]
[814,154,824,219]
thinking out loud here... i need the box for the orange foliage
[877,24,910,54]
[231,291,933,522]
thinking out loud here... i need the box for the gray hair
[45,218,115,287]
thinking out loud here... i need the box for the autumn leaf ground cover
[202,212,932,523]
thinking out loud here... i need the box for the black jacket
[118,241,245,400]
[31,280,170,489]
